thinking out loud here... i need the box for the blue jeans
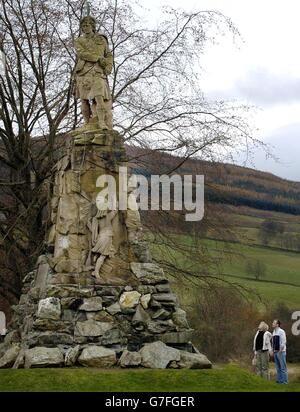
[274,351,288,384]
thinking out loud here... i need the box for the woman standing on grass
[253,321,273,380]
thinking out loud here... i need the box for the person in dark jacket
[253,321,272,379]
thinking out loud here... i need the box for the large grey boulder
[0,345,20,368]
[24,347,64,368]
[119,350,141,368]
[178,351,212,369]
[79,297,103,311]
[78,346,116,368]
[75,320,114,337]
[37,297,61,320]
[139,341,180,369]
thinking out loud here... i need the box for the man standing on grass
[272,319,288,384]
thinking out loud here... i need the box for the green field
[206,239,300,285]
[153,237,300,309]
[206,239,300,308]
[209,207,300,308]
[151,206,300,310]
[0,365,299,392]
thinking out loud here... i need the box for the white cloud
[143,0,300,180]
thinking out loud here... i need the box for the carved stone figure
[74,16,113,130]
[88,203,118,278]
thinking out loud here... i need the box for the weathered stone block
[156,284,171,293]
[140,341,180,369]
[25,347,64,368]
[75,320,114,337]
[78,346,116,368]
[119,291,141,309]
[119,350,141,368]
[37,297,61,320]
[32,318,73,334]
[62,309,76,322]
[172,308,190,329]
[158,330,194,344]
[137,285,156,295]
[101,328,125,346]
[140,294,151,309]
[152,293,177,303]
[79,297,103,311]
[86,311,114,322]
[47,286,93,298]
[95,286,123,297]
[147,321,172,334]
[106,302,122,315]
[26,332,73,347]
[152,308,171,320]
[177,351,212,369]
[130,263,166,285]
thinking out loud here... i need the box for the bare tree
[245,259,267,281]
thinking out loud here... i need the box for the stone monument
[0,9,211,370]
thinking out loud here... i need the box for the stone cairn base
[0,127,211,370]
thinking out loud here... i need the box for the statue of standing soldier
[74,15,113,130]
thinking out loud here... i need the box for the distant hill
[126,145,300,215]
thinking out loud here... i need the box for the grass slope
[0,365,299,392]
[154,232,300,309]
[205,239,300,308]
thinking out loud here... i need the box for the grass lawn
[0,365,299,392]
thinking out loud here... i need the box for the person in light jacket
[272,319,288,384]
[253,321,272,380]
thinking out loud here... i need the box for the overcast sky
[143,0,300,182]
